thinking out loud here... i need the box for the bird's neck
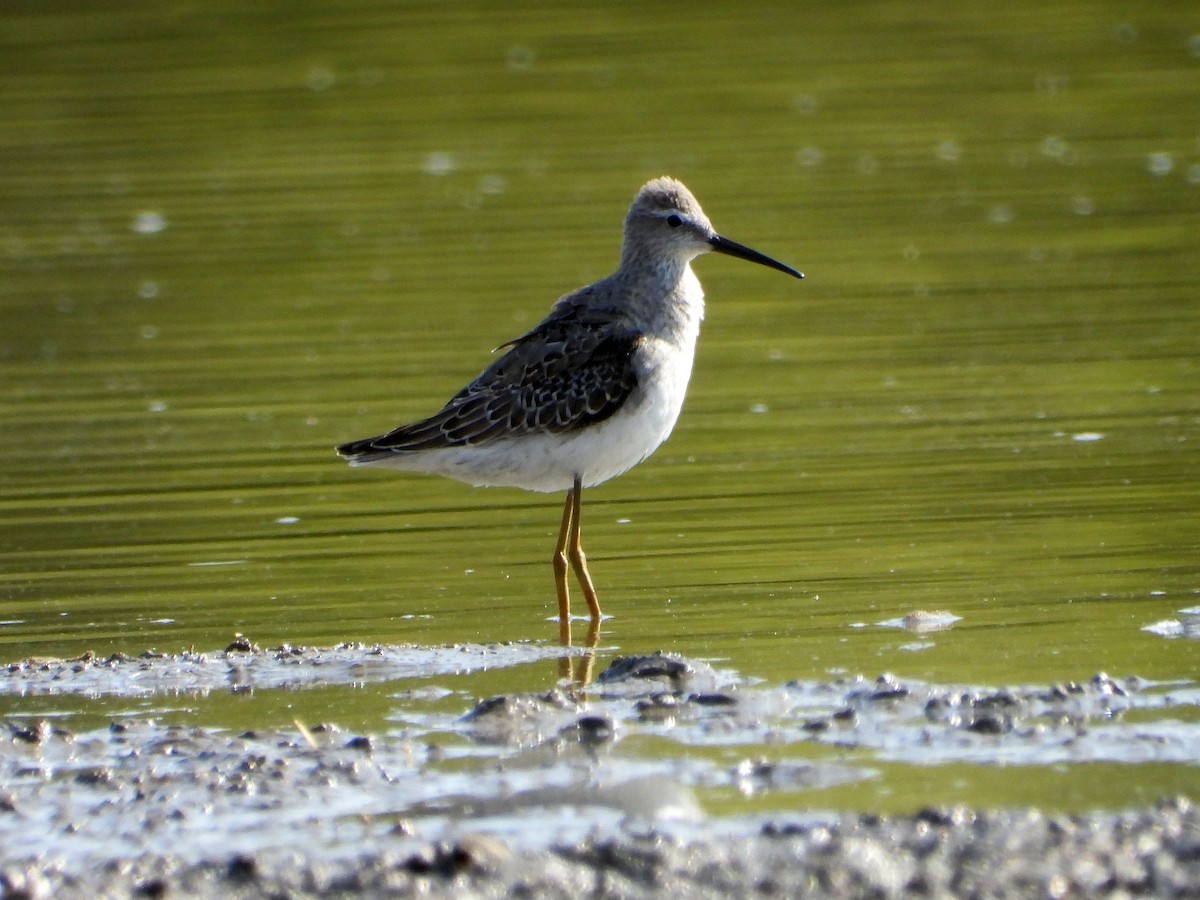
[614,253,705,343]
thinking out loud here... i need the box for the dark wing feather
[337,318,640,459]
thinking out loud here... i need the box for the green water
[1,0,1198,809]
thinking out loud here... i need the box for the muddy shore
[1,644,1197,898]
[3,799,1196,898]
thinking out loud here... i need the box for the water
[1,0,1197,812]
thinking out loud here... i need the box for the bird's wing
[338,319,640,456]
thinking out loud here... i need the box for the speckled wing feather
[337,317,640,459]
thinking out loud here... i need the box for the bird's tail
[336,437,392,465]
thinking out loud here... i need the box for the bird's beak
[708,234,804,279]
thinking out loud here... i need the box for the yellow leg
[556,519,601,683]
[553,485,575,630]
[567,475,602,620]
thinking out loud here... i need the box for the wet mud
[1,644,1197,897]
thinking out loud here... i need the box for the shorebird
[337,176,802,628]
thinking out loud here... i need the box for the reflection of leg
[573,616,601,685]
[560,612,601,685]
[567,475,602,620]
[553,485,575,626]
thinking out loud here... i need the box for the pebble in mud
[597,653,694,691]
[558,715,616,745]
[634,692,680,723]
[461,690,580,746]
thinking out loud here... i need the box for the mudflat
[1,644,1197,897]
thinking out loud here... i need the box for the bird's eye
[666,214,682,228]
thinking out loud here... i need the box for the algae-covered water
[1,0,1198,818]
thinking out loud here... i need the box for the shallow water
[1,0,1198,813]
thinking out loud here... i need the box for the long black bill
[709,234,804,279]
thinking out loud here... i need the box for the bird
[337,176,803,629]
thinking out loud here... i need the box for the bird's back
[336,287,643,465]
